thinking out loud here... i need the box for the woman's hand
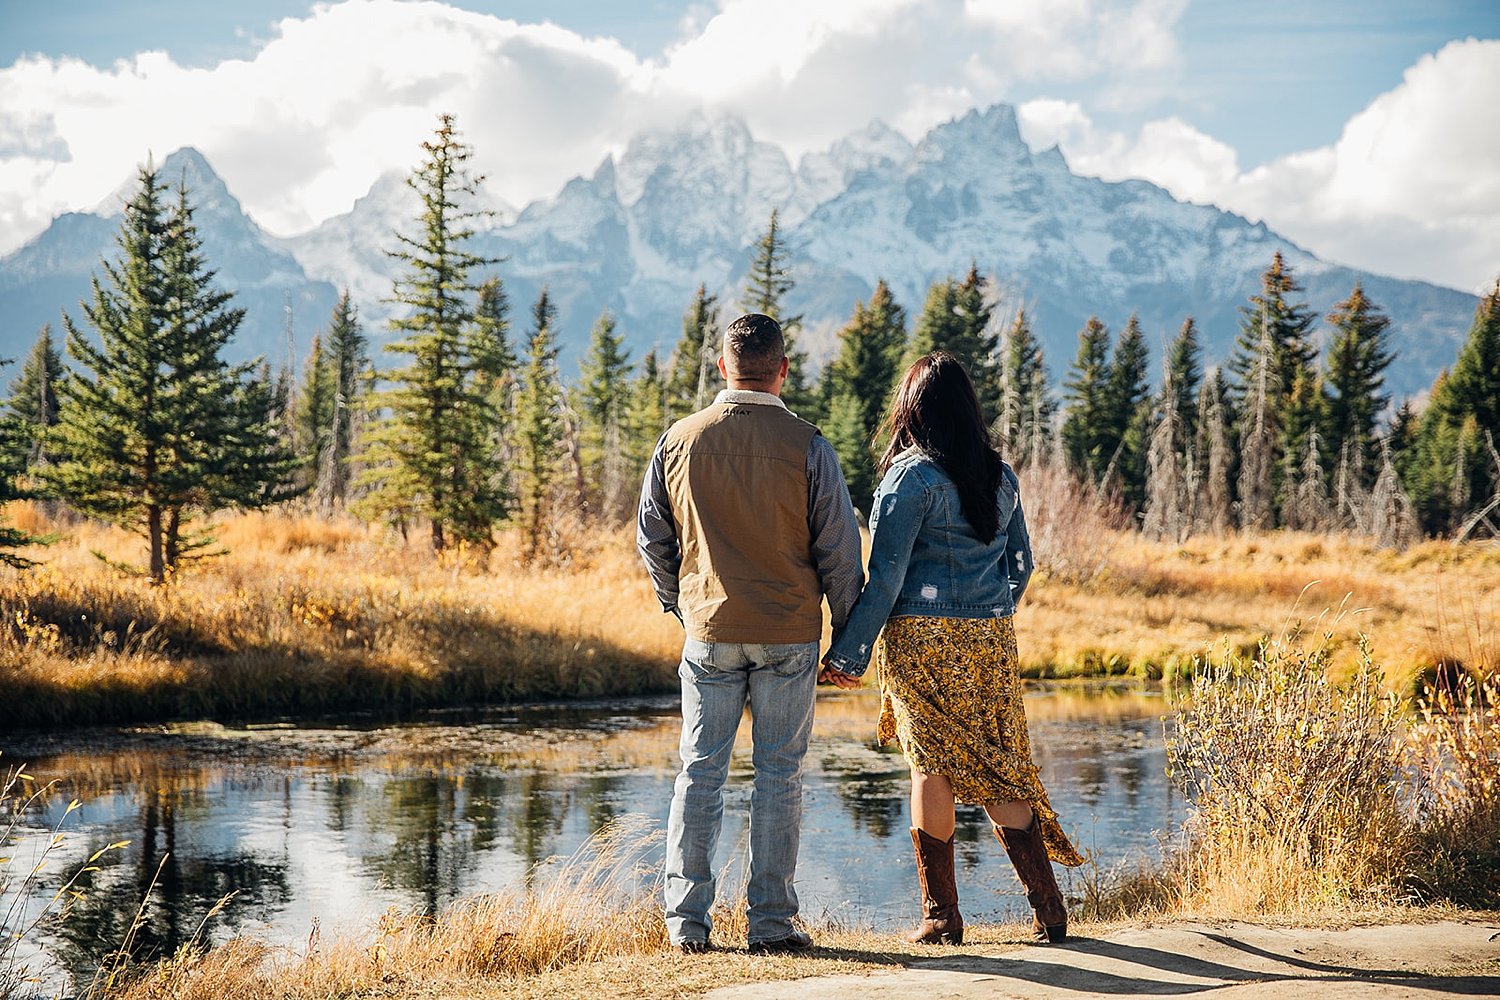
[817,664,863,689]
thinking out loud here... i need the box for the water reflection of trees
[46,786,291,990]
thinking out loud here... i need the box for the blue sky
[1,0,1496,289]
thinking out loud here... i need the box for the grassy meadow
[2,498,1497,730]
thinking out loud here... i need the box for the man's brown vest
[661,400,823,643]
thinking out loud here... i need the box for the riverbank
[2,503,1497,730]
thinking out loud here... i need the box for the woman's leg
[982,800,1033,831]
[906,766,963,943]
[910,767,956,839]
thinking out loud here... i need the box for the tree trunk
[147,504,165,585]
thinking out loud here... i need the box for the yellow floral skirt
[875,615,1085,867]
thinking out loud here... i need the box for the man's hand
[817,665,862,689]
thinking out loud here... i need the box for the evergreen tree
[295,334,336,492]
[46,166,297,582]
[355,114,505,551]
[1237,309,1279,531]
[0,358,37,567]
[742,209,812,413]
[667,284,719,419]
[1406,280,1500,534]
[4,325,63,468]
[1322,283,1393,489]
[1061,317,1114,484]
[996,309,1054,467]
[625,349,669,486]
[578,310,633,523]
[822,280,907,509]
[515,288,563,562]
[951,264,999,415]
[902,279,962,371]
[1163,317,1202,446]
[322,290,368,513]
[1194,368,1233,534]
[1107,315,1152,505]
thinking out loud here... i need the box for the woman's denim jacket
[822,451,1033,678]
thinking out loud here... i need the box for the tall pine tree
[356,114,506,551]
[322,290,369,513]
[742,209,812,414]
[667,284,719,420]
[1107,315,1152,505]
[1323,283,1393,488]
[1061,317,1114,485]
[5,325,63,469]
[577,310,633,523]
[996,309,1053,467]
[295,334,336,493]
[46,166,296,582]
[821,279,908,509]
[515,288,564,562]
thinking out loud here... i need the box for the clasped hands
[817,656,861,689]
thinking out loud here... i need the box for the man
[637,313,863,955]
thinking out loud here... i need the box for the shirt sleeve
[822,465,928,677]
[1004,467,1034,604]
[806,434,864,633]
[636,432,682,614]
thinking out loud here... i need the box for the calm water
[4,684,1181,991]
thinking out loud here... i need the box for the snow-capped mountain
[0,107,1480,403]
[1,147,337,369]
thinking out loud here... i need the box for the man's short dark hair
[723,313,785,382]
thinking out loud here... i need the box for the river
[2,683,1181,992]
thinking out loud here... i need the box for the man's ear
[717,355,729,380]
[778,356,790,379]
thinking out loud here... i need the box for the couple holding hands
[637,313,1082,955]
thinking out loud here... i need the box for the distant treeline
[2,114,1498,580]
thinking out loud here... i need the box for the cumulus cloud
[1019,39,1500,293]
[0,0,1186,253]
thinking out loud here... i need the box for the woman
[820,351,1083,946]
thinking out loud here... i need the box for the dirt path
[705,920,1500,999]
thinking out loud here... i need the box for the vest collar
[715,389,788,410]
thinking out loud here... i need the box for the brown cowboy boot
[908,828,963,945]
[994,817,1067,943]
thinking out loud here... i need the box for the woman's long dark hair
[878,351,1005,543]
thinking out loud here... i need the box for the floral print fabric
[875,614,1085,867]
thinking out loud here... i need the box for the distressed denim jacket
[821,451,1033,678]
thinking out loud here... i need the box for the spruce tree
[667,284,719,419]
[322,290,368,513]
[951,264,999,416]
[295,334,336,492]
[578,310,633,523]
[743,209,812,413]
[46,166,297,582]
[515,288,563,562]
[902,279,962,370]
[1164,317,1202,446]
[355,114,506,551]
[1194,368,1233,534]
[1107,315,1152,505]
[1322,283,1393,488]
[1061,317,1114,485]
[0,402,35,567]
[1406,280,1500,534]
[997,309,1054,467]
[626,349,669,486]
[822,280,908,509]
[5,325,63,468]
[1237,307,1279,531]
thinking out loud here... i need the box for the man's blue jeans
[664,637,819,946]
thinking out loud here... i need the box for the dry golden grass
[4,501,1497,730]
[0,504,683,730]
[1022,529,1500,691]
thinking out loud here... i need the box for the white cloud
[0,0,1188,254]
[1019,39,1500,293]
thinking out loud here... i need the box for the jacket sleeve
[806,435,865,633]
[636,433,682,613]
[821,465,928,677]
[1003,466,1034,605]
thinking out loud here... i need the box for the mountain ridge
[0,106,1479,404]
